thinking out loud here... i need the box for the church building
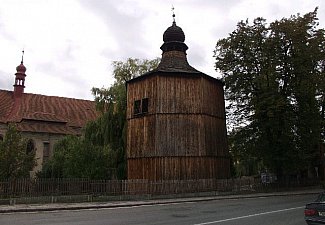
[0,58,98,175]
[126,15,230,180]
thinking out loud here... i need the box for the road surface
[0,194,315,225]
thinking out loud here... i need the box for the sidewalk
[0,188,322,214]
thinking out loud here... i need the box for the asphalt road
[0,194,316,225]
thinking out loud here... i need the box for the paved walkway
[0,188,322,213]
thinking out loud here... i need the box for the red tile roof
[0,91,14,123]
[0,90,98,135]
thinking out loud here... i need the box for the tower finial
[171,5,175,24]
[21,49,24,64]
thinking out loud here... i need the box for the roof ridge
[20,92,94,102]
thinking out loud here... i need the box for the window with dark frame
[142,98,149,113]
[134,100,141,115]
[0,134,3,141]
[133,98,149,116]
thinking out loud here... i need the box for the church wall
[21,132,65,175]
[0,123,65,177]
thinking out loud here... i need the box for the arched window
[26,139,35,154]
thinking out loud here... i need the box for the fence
[0,177,319,200]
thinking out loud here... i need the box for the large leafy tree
[90,58,160,179]
[39,58,160,179]
[214,8,325,177]
[39,135,117,179]
[0,124,36,179]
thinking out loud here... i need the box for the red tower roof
[16,62,27,73]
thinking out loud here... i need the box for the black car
[305,192,325,224]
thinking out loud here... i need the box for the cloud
[0,0,324,101]
[78,0,150,59]
[0,70,13,90]
[0,13,16,42]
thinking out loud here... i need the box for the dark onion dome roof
[16,62,26,73]
[160,21,188,53]
[127,16,224,86]
[158,19,198,73]
[163,21,185,43]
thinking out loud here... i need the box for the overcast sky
[0,0,324,100]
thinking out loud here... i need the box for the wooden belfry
[126,14,230,180]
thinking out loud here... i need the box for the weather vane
[21,49,25,64]
[171,5,175,23]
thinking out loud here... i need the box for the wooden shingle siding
[127,76,157,119]
[156,75,201,114]
[127,72,230,180]
[127,115,156,158]
[128,114,227,158]
[127,157,230,180]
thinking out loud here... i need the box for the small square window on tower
[142,98,149,113]
[134,100,141,115]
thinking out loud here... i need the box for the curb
[0,190,321,214]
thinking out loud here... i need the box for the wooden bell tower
[126,16,230,180]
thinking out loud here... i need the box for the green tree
[214,8,325,177]
[0,124,36,179]
[39,135,117,179]
[92,58,160,114]
[269,9,324,173]
[90,58,160,179]
[39,58,160,179]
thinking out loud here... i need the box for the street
[0,194,316,225]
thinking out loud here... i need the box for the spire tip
[171,5,175,23]
[21,49,25,64]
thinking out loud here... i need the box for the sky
[0,0,324,100]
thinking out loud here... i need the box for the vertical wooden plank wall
[127,73,230,180]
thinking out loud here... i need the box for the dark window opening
[134,100,141,115]
[0,134,3,141]
[43,142,50,164]
[26,139,35,154]
[142,98,149,113]
[133,98,149,116]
